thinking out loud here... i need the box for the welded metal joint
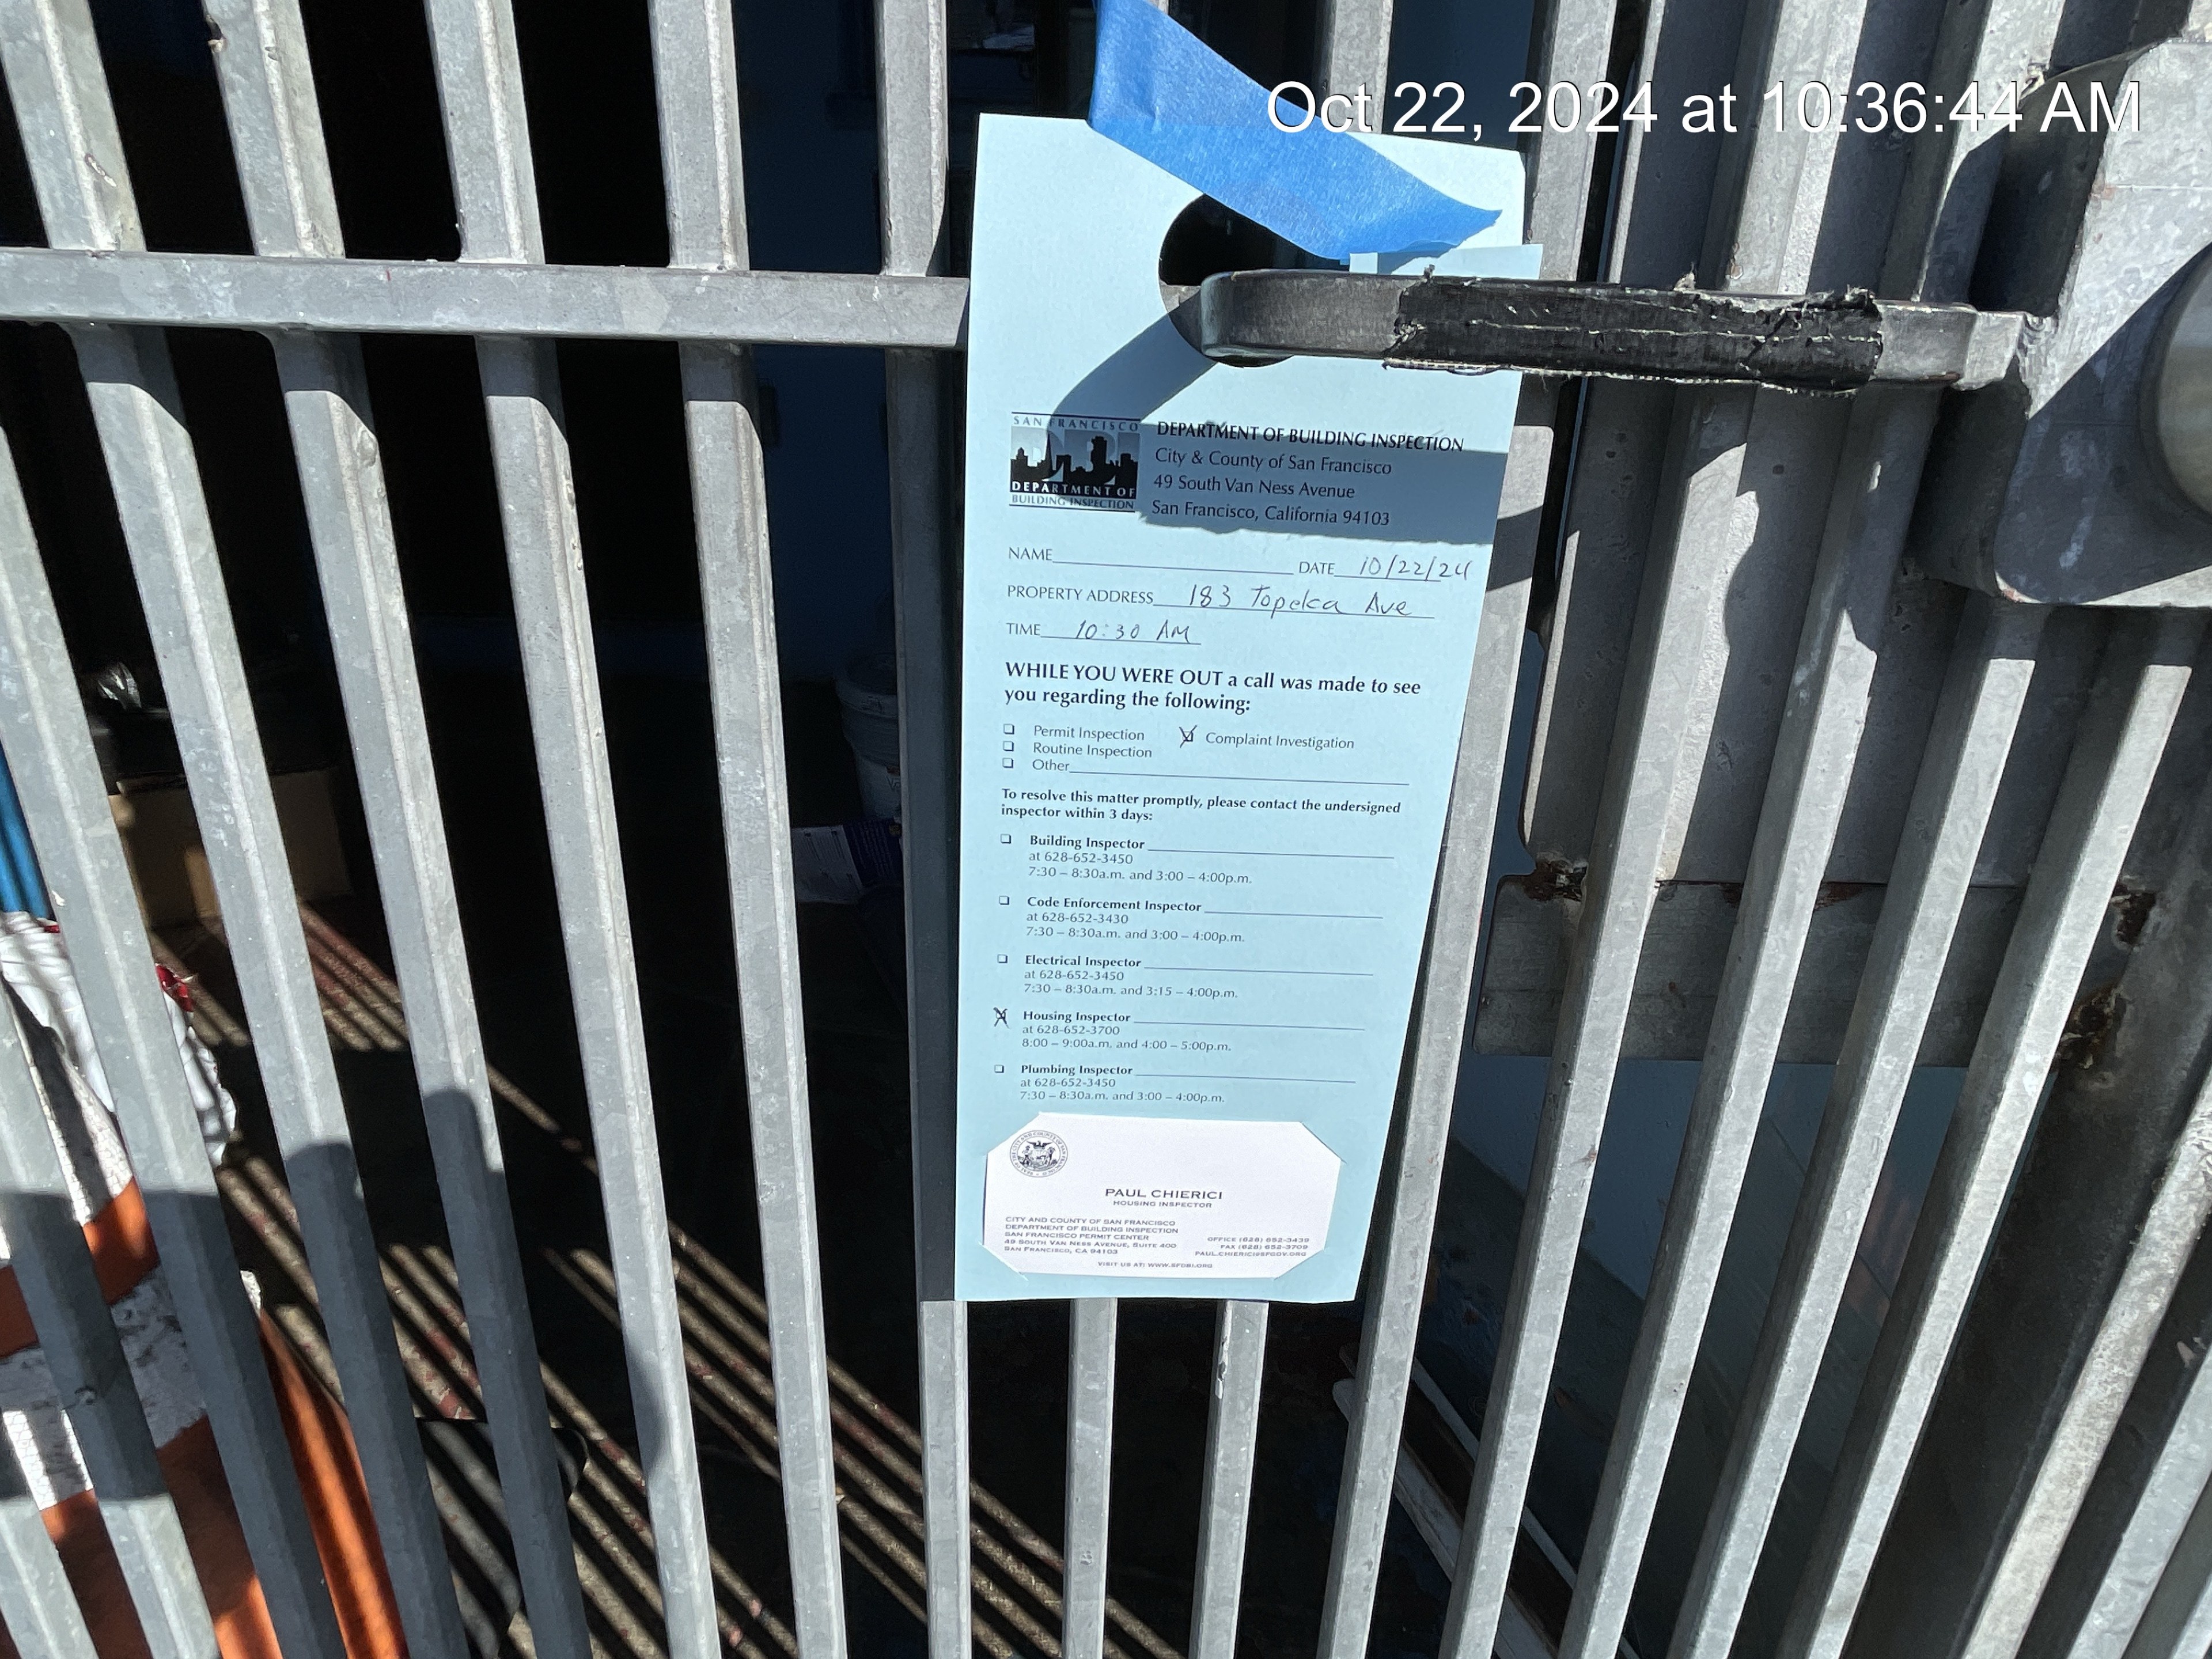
[1196,271,2024,392]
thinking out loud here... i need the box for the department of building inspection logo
[1009,1127,1070,1178]
[1010,413,1138,511]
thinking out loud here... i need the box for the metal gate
[0,0,2206,1653]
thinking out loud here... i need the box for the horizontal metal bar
[1196,273,2024,390]
[0,247,968,346]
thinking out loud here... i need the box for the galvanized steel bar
[1190,1300,1268,1659]
[78,319,468,1659]
[194,0,595,1644]
[1320,0,1393,106]
[418,0,717,1650]
[1065,1300,1119,1659]
[2062,1344,2212,1659]
[9,4,470,1624]
[0,247,969,346]
[1315,0,1613,1628]
[0,1001,217,1659]
[1778,609,2207,1659]
[480,329,724,1644]
[1656,0,2063,1639]
[1556,379,1941,1659]
[877,0,948,281]
[1880,0,2069,307]
[2123,1479,2212,1659]
[0,1433,96,1659]
[916,1298,972,1655]
[1668,594,2048,1659]
[1974,1072,2212,1659]
[647,0,849,1647]
[283,324,598,1659]
[0,425,343,1658]
[682,336,843,1659]
[1438,0,1895,1634]
[0,7,358,1645]
[874,2,969,1653]
[1859,760,2212,1659]
[1320,385,1554,1659]
[1444,382,1760,1659]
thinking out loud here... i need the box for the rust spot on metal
[2056,982,2123,1071]
[1515,858,1586,903]
[1815,881,1876,909]
[2112,884,2156,948]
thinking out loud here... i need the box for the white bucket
[836,653,902,820]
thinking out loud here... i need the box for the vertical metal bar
[876,0,947,282]
[916,1298,972,1654]
[0,426,342,1656]
[1190,1300,1268,1659]
[194,0,596,1643]
[1320,0,1393,108]
[1668,594,2048,1659]
[79,310,472,1659]
[0,9,365,1640]
[2123,1477,2212,1659]
[1861,772,2212,1659]
[0,1433,97,1659]
[1436,0,1888,1634]
[1065,1299,1119,1659]
[1309,0,1615,1635]
[646,0,848,1649]
[873,2,967,1655]
[1654,0,2061,1641]
[1318,389,1553,1659]
[1778,610,2207,1659]
[681,339,847,1659]
[2063,1348,2212,1659]
[416,0,716,1650]
[1555,379,1940,1659]
[0,1001,217,1659]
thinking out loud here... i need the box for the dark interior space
[0,1,1476,1654]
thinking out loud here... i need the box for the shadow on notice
[1034,324,1509,546]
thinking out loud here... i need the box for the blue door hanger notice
[955,115,1533,1303]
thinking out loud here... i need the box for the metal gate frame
[0,0,2205,1654]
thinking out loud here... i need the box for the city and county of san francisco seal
[1009,1127,1070,1177]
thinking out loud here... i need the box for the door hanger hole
[1158,195,1328,364]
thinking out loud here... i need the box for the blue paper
[954,116,1533,1302]
[1087,0,1499,261]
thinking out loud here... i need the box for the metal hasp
[1193,271,2024,391]
[1912,39,2212,605]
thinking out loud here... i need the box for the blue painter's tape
[1086,0,1499,263]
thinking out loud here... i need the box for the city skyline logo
[1010,413,1138,511]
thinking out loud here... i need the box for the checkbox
[998,895,1010,906]
[1002,741,1014,752]
[999,834,1012,844]
[997,953,1008,963]
[1002,724,1015,734]
[1003,757,1014,768]
[994,1064,1005,1074]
